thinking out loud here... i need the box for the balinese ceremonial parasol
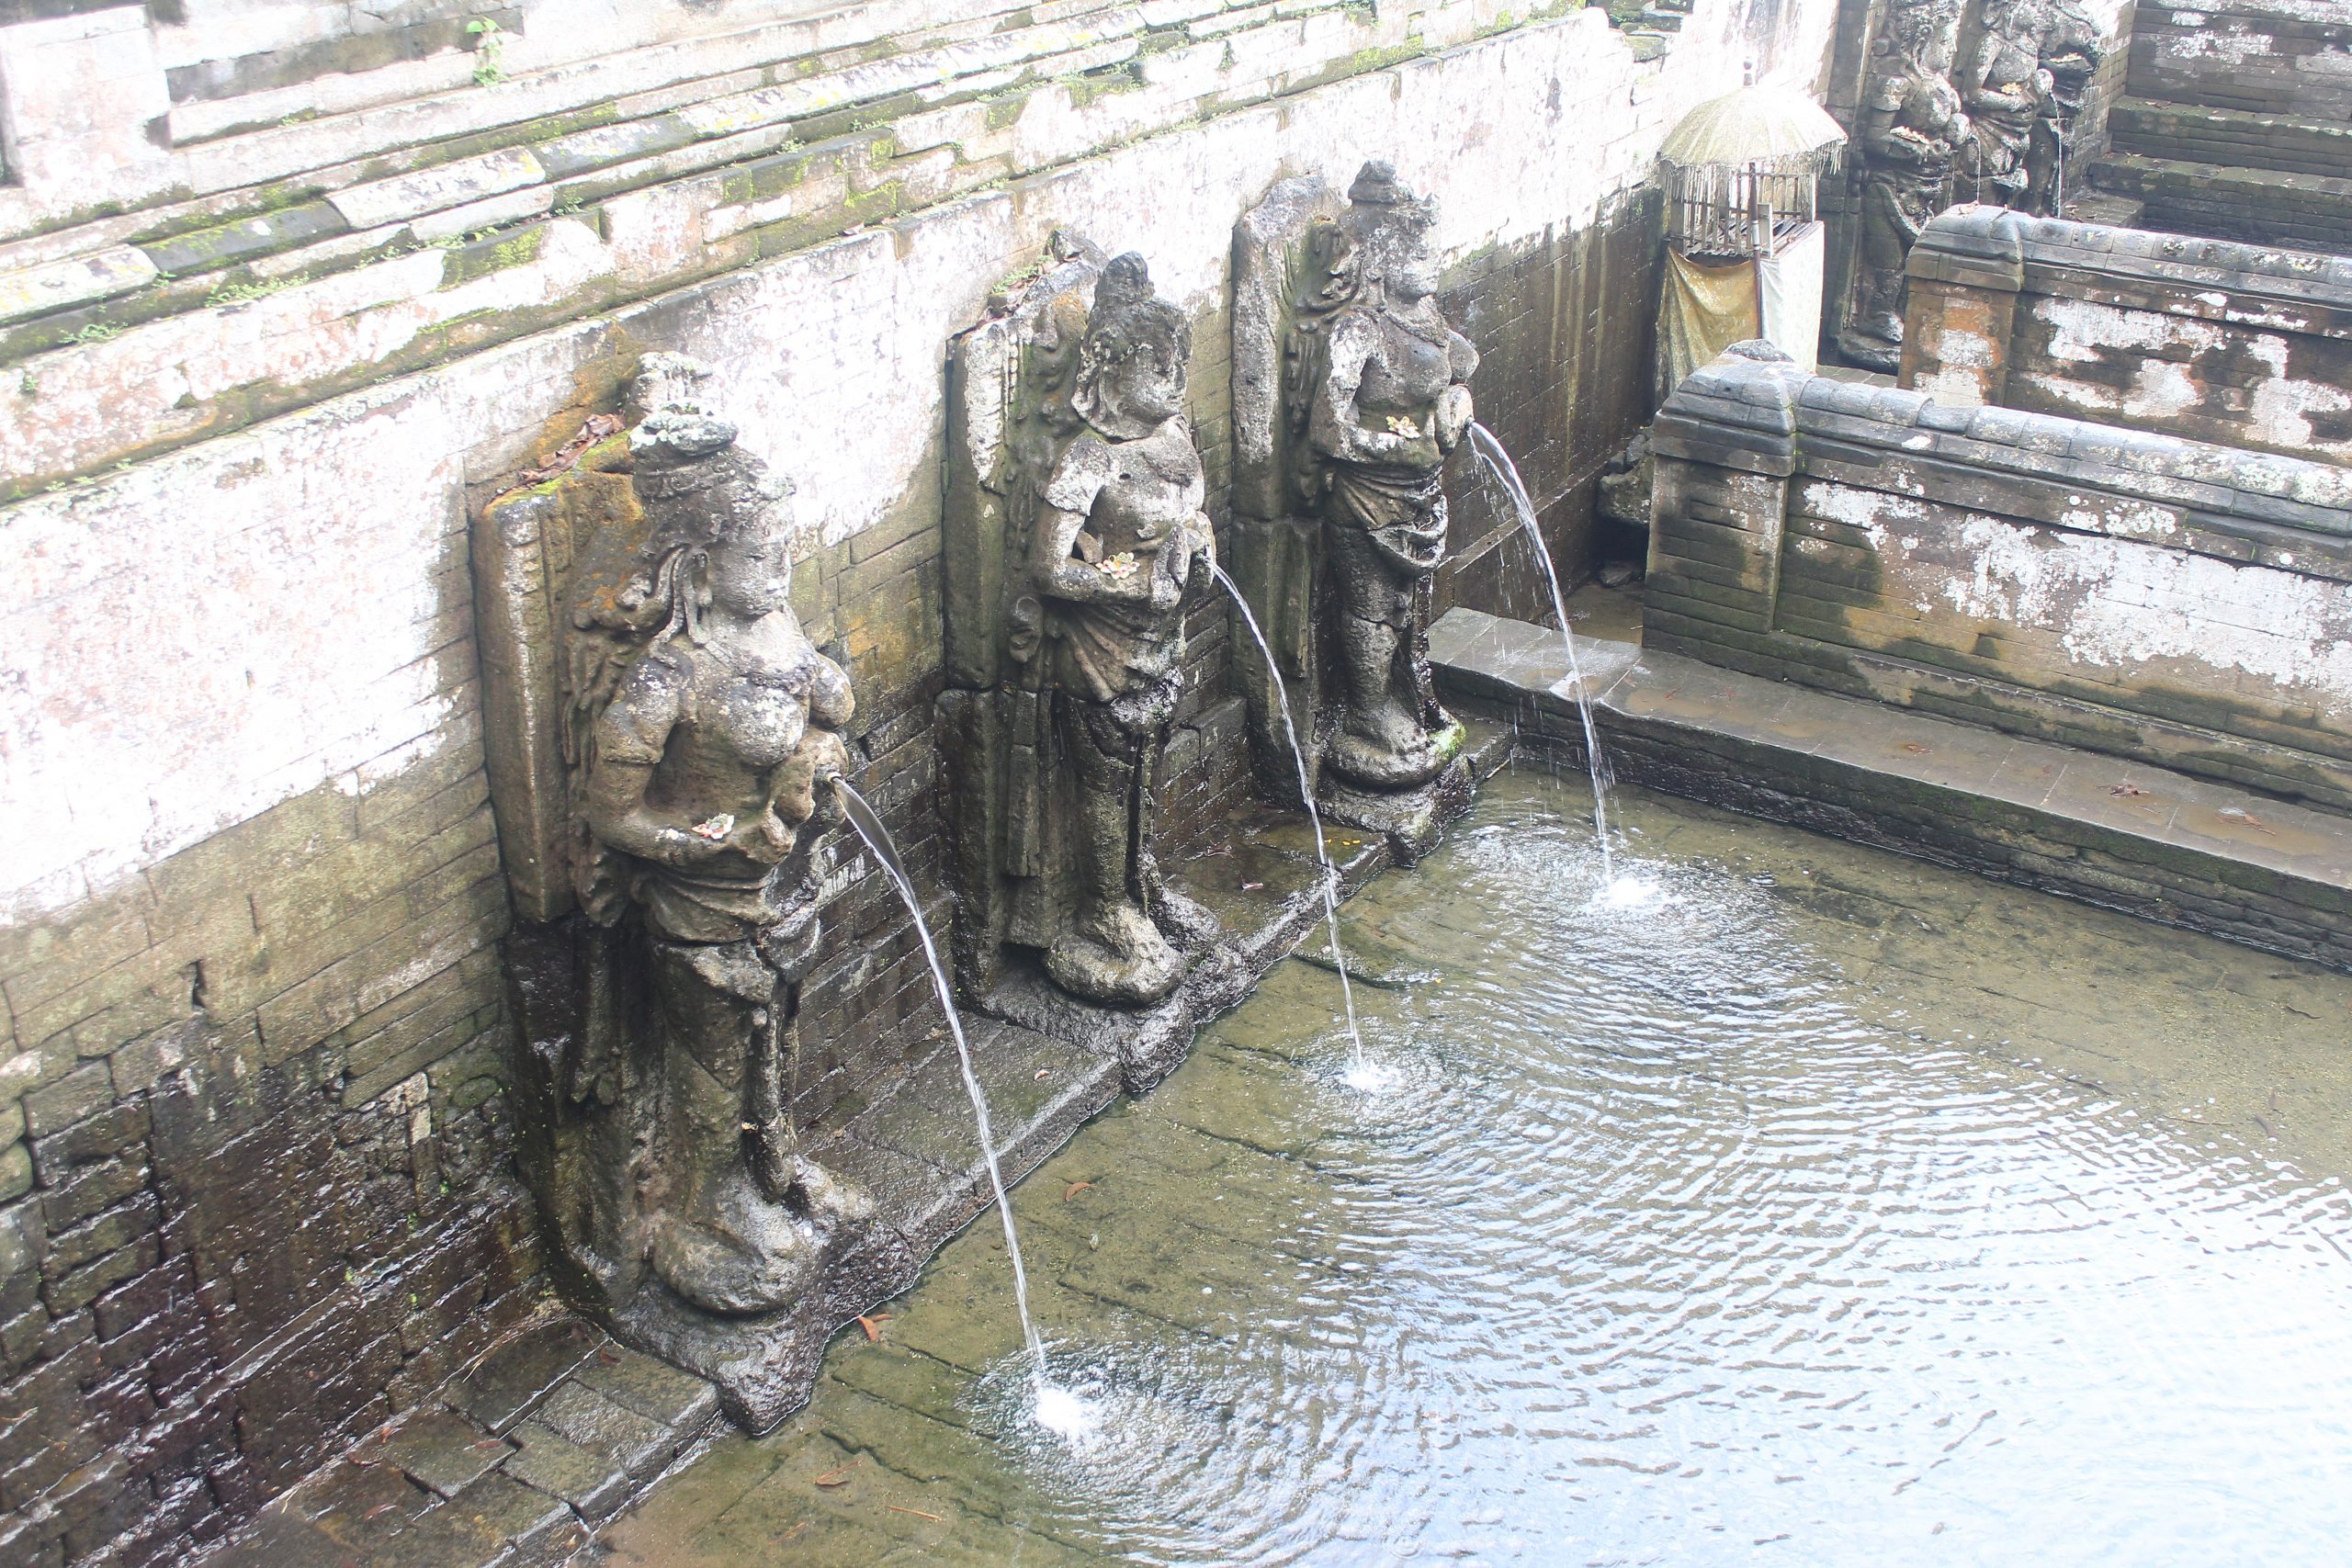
[1659,77,1848,175]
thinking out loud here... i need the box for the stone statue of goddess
[1300,161,1478,791]
[1030,253,1219,1005]
[580,360,870,1315]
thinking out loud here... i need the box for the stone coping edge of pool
[1430,606,2352,974]
[196,722,1519,1568]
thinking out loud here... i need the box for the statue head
[1342,161,1442,305]
[625,354,797,637]
[1072,252,1192,441]
[1880,0,1960,75]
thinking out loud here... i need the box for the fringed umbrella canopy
[1658,83,1847,175]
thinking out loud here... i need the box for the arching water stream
[1204,561,1379,1092]
[831,776,1094,1439]
[1466,421,1635,903]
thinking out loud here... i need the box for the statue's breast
[668,649,811,775]
[1360,322,1453,408]
[1088,427,1198,550]
[722,677,808,771]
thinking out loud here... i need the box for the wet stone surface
[599,767,2352,1565]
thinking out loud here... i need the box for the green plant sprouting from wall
[467,17,509,87]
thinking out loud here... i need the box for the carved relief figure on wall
[1957,0,2052,209]
[1846,4,1971,367]
[2022,0,2104,216]
[573,355,872,1316]
[1030,254,1220,1005]
[1293,161,1477,791]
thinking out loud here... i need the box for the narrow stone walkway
[206,1314,719,1566]
[1430,604,2352,970]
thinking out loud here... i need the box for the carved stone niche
[474,355,909,1428]
[1229,162,1477,863]
[938,232,1228,1089]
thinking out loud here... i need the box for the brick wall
[1437,188,1668,623]
[1902,206,2352,466]
[1647,349,2352,812]
[0,0,1849,1559]
[2124,0,2352,121]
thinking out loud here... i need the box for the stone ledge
[0,0,1631,498]
[1431,607,2352,970]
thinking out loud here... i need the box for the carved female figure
[1851,23,1972,359]
[2022,0,2104,216]
[1301,161,1477,791]
[579,374,869,1315]
[1960,0,2054,209]
[1032,253,1218,1005]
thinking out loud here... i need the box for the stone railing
[1901,207,2352,468]
[1646,345,2352,812]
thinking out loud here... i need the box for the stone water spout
[940,235,1225,1078]
[477,355,907,1425]
[1228,161,1479,862]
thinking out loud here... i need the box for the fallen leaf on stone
[856,1313,891,1342]
[2218,807,2275,833]
[1900,742,1931,754]
[813,1460,861,1488]
[2109,783,2150,797]
[1064,1180,1095,1201]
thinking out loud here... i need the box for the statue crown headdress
[1082,252,1191,366]
[621,353,791,549]
[1345,160,1437,238]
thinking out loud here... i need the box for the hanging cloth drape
[1658,250,1758,401]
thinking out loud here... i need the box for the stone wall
[1645,347,2352,813]
[1436,187,1669,622]
[0,0,1847,1560]
[2087,0,2352,254]
[2123,0,2352,120]
[1901,206,2352,465]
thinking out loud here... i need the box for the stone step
[0,2,1609,499]
[2107,96,2352,183]
[200,1313,724,1567]
[1430,607,2352,972]
[2087,152,2352,257]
